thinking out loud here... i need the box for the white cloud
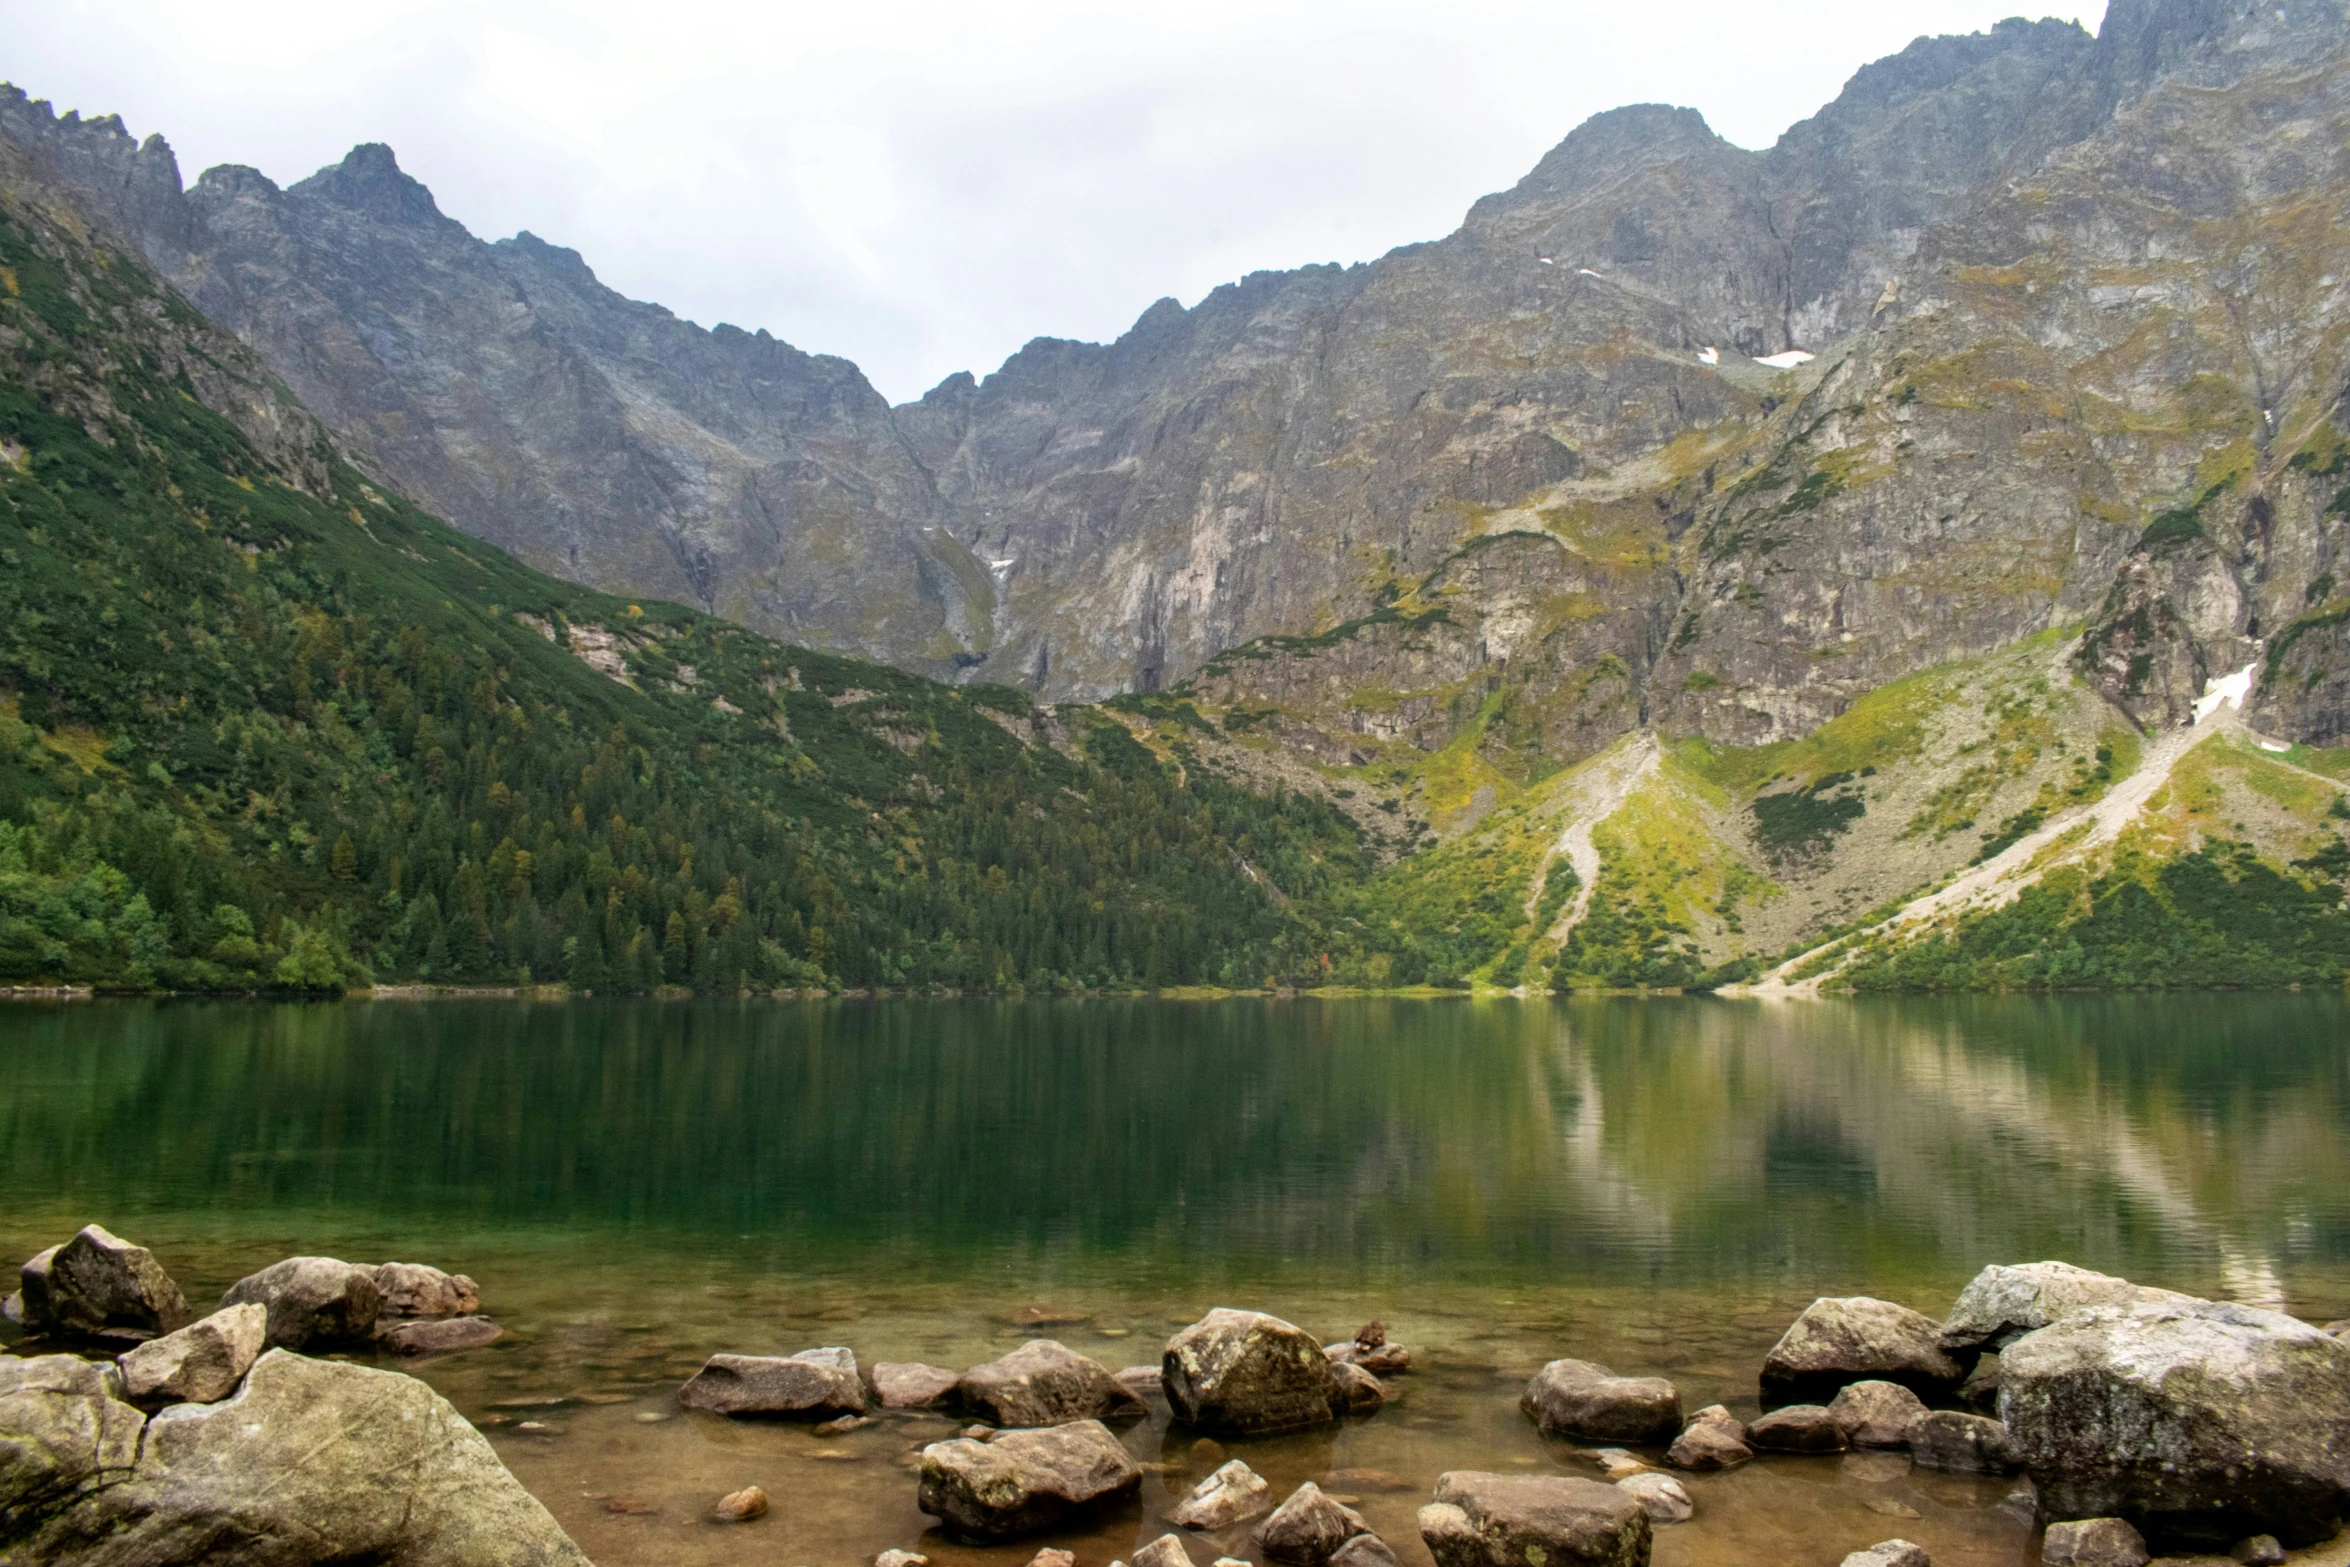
[2,0,2106,400]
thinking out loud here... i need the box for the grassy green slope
[0,191,1367,994]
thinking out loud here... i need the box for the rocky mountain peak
[288,143,446,227]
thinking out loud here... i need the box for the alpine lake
[4,993,2349,1567]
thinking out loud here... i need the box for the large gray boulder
[1825,1380,1926,1447]
[116,1305,268,1406]
[1942,1263,2192,1353]
[1163,1309,1339,1435]
[2001,1299,2350,1548]
[16,1228,190,1342]
[371,1263,481,1321]
[4,1349,590,1565]
[1761,1297,1968,1404]
[1909,1410,2014,1473]
[2040,1518,2149,1567]
[0,1354,147,1535]
[1417,1471,1650,1567]
[874,1361,961,1409]
[916,1419,1142,1538]
[218,1257,381,1350]
[679,1347,866,1418]
[1520,1359,1680,1443]
[957,1340,1144,1427]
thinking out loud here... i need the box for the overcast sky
[6,0,2105,402]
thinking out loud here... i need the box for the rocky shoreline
[3,1232,2347,1566]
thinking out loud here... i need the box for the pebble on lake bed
[1841,1542,1930,1567]
[1026,1552,1075,1567]
[875,1552,928,1567]
[714,1486,768,1522]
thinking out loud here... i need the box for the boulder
[1613,1472,1691,1524]
[377,1316,504,1356]
[1521,1359,1680,1444]
[1762,1297,1968,1404]
[1840,1544,1929,1567]
[874,1361,962,1409]
[679,1347,867,1418]
[1909,1410,2014,1473]
[1417,1471,1649,1567]
[2040,1518,2149,1567]
[370,1262,480,1320]
[1665,1405,1750,1471]
[917,1418,1141,1538]
[1825,1381,1927,1447]
[958,1339,1146,1427]
[1330,1536,1400,1567]
[2001,1299,2350,1547]
[1163,1309,1339,1435]
[1116,1366,1166,1401]
[1171,1458,1273,1529]
[8,1349,589,1564]
[0,1353,147,1533]
[1330,1360,1386,1415]
[116,1305,267,1406]
[217,1257,380,1350]
[1027,1551,1077,1567]
[1942,1263,2192,1353]
[1257,1482,1371,1566]
[26,1227,190,1342]
[1133,1534,1194,1567]
[1746,1405,1849,1453]
[2234,1536,2285,1566]
[1326,1340,1412,1376]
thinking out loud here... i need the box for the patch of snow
[985,556,1016,580]
[1537,256,1556,265]
[1697,346,1719,366]
[1755,350,1816,370]
[2190,662,2256,725]
[2258,738,2292,753]
[1577,268,1602,278]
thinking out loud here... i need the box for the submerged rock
[917,1418,1141,1538]
[20,1227,190,1343]
[1613,1472,1692,1524]
[377,1315,504,1356]
[1521,1359,1680,1444]
[116,1305,266,1406]
[958,1339,1145,1427]
[1417,1471,1649,1567]
[874,1361,962,1409]
[715,1484,769,1521]
[2001,1298,2350,1547]
[1762,1297,1968,1404]
[1840,1543,1929,1567]
[1329,1360,1386,1415]
[1257,1481,1370,1565]
[218,1257,381,1350]
[1163,1309,1340,1435]
[1746,1404,1849,1453]
[1826,1381,1927,1447]
[1909,1410,2014,1473]
[1665,1405,1751,1471]
[1116,1365,1166,1401]
[680,1348,867,1418]
[1326,1326,1412,1376]
[2039,1517,2149,1567]
[371,1262,481,1320]
[1942,1263,2191,1353]
[9,1349,589,1564]
[1171,1458,1274,1529]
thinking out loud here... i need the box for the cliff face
[4,0,2346,754]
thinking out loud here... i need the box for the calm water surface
[3,994,2347,1567]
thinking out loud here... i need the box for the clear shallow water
[3,993,2348,1566]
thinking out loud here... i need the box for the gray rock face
[2040,1517,2149,1567]
[376,1316,504,1356]
[957,1340,1145,1427]
[1747,1405,1851,1453]
[1163,1309,1339,1435]
[1665,1405,1751,1471]
[371,1262,481,1320]
[679,1348,867,1418]
[1257,1482,1370,1565]
[916,1418,1142,1539]
[874,1361,963,1409]
[1170,1458,1273,1530]
[1417,1471,1651,1567]
[21,1227,190,1342]
[2001,1299,2350,1547]
[1521,1359,1681,1443]
[1942,1263,2192,1353]
[1909,1410,2015,1473]
[10,1349,589,1565]
[1825,1380,1928,1447]
[218,1257,381,1350]
[116,1305,267,1405]
[1762,1297,1969,1403]
[0,1354,146,1534]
